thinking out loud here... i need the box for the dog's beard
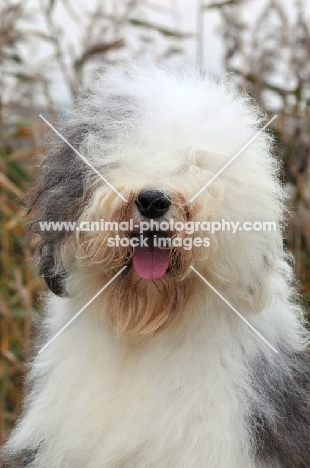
[71,243,193,336]
[106,260,192,336]
[66,190,195,336]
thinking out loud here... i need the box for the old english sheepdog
[2,65,310,468]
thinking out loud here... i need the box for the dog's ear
[44,271,67,297]
[26,123,92,297]
[38,245,68,297]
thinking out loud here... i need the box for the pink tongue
[132,247,170,280]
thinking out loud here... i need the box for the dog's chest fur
[4,294,310,468]
[9,295,257,468]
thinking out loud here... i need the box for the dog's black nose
[136,190,171,219]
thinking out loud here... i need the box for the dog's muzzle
[133,190,171,281]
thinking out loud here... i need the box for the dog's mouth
[131,231,171,281]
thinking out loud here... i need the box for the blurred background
[0,0,309,444]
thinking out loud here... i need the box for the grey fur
[2,447,39,467]
[249,346,310,467]
[27,125,91,296]
[27,92,138,295]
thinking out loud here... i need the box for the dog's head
[28,65,285,336]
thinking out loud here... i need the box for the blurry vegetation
[0,0,309,443]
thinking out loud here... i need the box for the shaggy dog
[2,65,310,467]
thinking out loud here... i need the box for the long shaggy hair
[2,64,310,468]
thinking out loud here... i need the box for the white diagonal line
[39,114,128,203]
[190,266,278,354]
[189,115,277,203]
[38,266,127,354]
